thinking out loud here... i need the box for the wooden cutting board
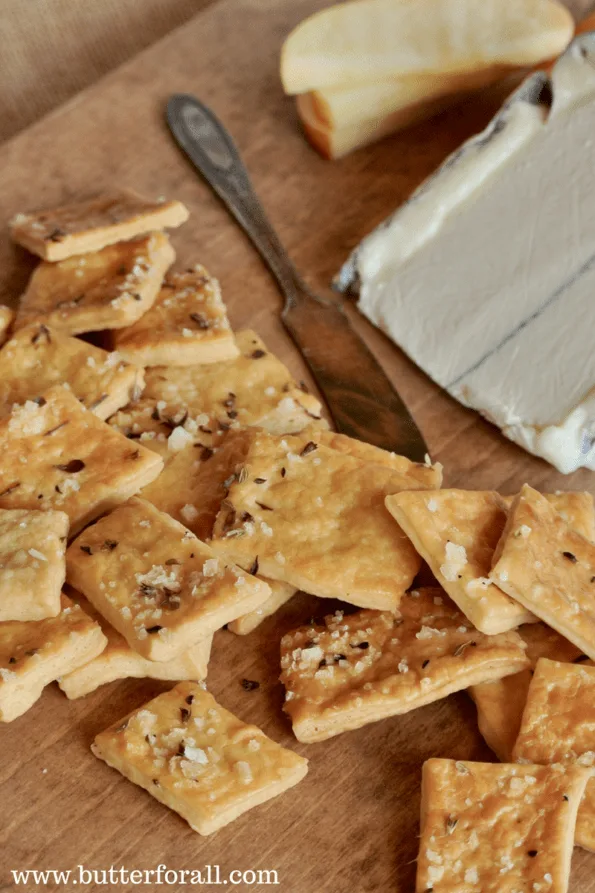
[1,2,594,891]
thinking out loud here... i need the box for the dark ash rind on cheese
[337,34,595,474]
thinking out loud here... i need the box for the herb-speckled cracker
[490,485,595,661]
[92,682,308,835]
[280,588,529,743]
[0,305,14,346]
[107,400,220,460]
[59,593,212,699]
[385,490,535,635]
[502,490,595,543]
[0,386,163,535]
[513,658,595,852]
[0,593,107,721]
[0,324,144,420]
[15,232,174,335]
[113,265,239,367]
[211,428,421,611]
[416,759,590,893]
[10,190,188,261]
[0,508,69,622]
[142,329,325,435]
[66,498,271,661]
[469,623,582,762]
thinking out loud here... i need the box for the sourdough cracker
[490,485,595,661]
[0,508,69,622]
[142,329,325,435]
[0,594,107,721]
[280,588,529,743]
[59,593,212,699]
[0,324,144,420]
[469,623,582,761]
[228,578,296,635]
[92,682,308,835]
[417,759,590,893]
[10,190,188,261]
[513,658,595,852]
[0,305,14,345]
[113,266,239,366]
[211,428,421,611]
[66,498,271,661]
[15,232,174,335]
[0,386,163,535]
[385,489,535,633]
[317,429,443,488]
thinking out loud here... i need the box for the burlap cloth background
[0,0,593,145]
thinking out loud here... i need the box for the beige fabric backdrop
[0,0,593,144]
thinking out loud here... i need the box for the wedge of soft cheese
[336,34,595,474]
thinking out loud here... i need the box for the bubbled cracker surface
[93,682,307,834]
[280,588,529,741]
[386,489,535,634]
[142,329,324,435]
[15,232,174,334]
[0,324,143,419]
[417,759,591,893]
[513,659,595,851]
[0,386,162,531]
[211,428,421,610]
[490,485,595,661]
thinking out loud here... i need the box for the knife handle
[167,94,305,308]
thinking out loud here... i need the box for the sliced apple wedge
[281,0,574,94]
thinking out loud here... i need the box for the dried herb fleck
[254,478,267,484]
[300,441,318,457]
[80,545,93,555]
[190,312,209,329]
[102,540,118,551]
[54,459,85,473]
[0,482,20,497]
[249,557,259,576]
[562,551,577,563]
[146,625,163,634]
[251,349,266,359]
[241,679,260,691]
[32,324,52,345]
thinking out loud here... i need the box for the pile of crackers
[2,191,595,888]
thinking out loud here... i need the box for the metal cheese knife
[166,94,428,461]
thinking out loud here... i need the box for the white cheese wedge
[336,34,595,474]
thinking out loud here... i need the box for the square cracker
[513,658,595,852]
[58,592,212,699]
[66,497,271,661]
[469,623,582,762]
[0,305,14,346]
[113,265,239,367]
[107,399,220,460]
[0,508,69,622]
[141,329,325,435]
[0,385,163,535]
[210,427,422,611]
[316,429,443,489]
[91,681,308,835]
[15,232,174,335]
[417,758,590,893]
[280,587,529,743]
[0,593,107,722]
[10,190,188,261]
[0,324,144,420]
[385,489,595,636]
[490,484,595,661]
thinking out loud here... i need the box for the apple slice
[281,0,574,95]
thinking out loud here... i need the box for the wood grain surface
[0,1,594,891]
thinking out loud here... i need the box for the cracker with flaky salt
[280,588,529,743]
[469,623,582,762]
[502,490,595,543]
[490,484,595,661]
[0,324,144,420]
[0,386,163,535]
[92,681,308,835]
[385,489,535,634]
[142,329,325,435]
[10,190,188,261]
[417,758,590,893]
[14,232,174,335]
[59,592,212,699]
[113,265,239,367]
[0,593,107,721]
[316,429,443,489]
[66,497,270,661]
[107,399,220,460]
[211,428,421,611]
[0,508,69,622]
[0,305,14,346]
[513,658,595,852]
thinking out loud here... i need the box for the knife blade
[166,93,429,461]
